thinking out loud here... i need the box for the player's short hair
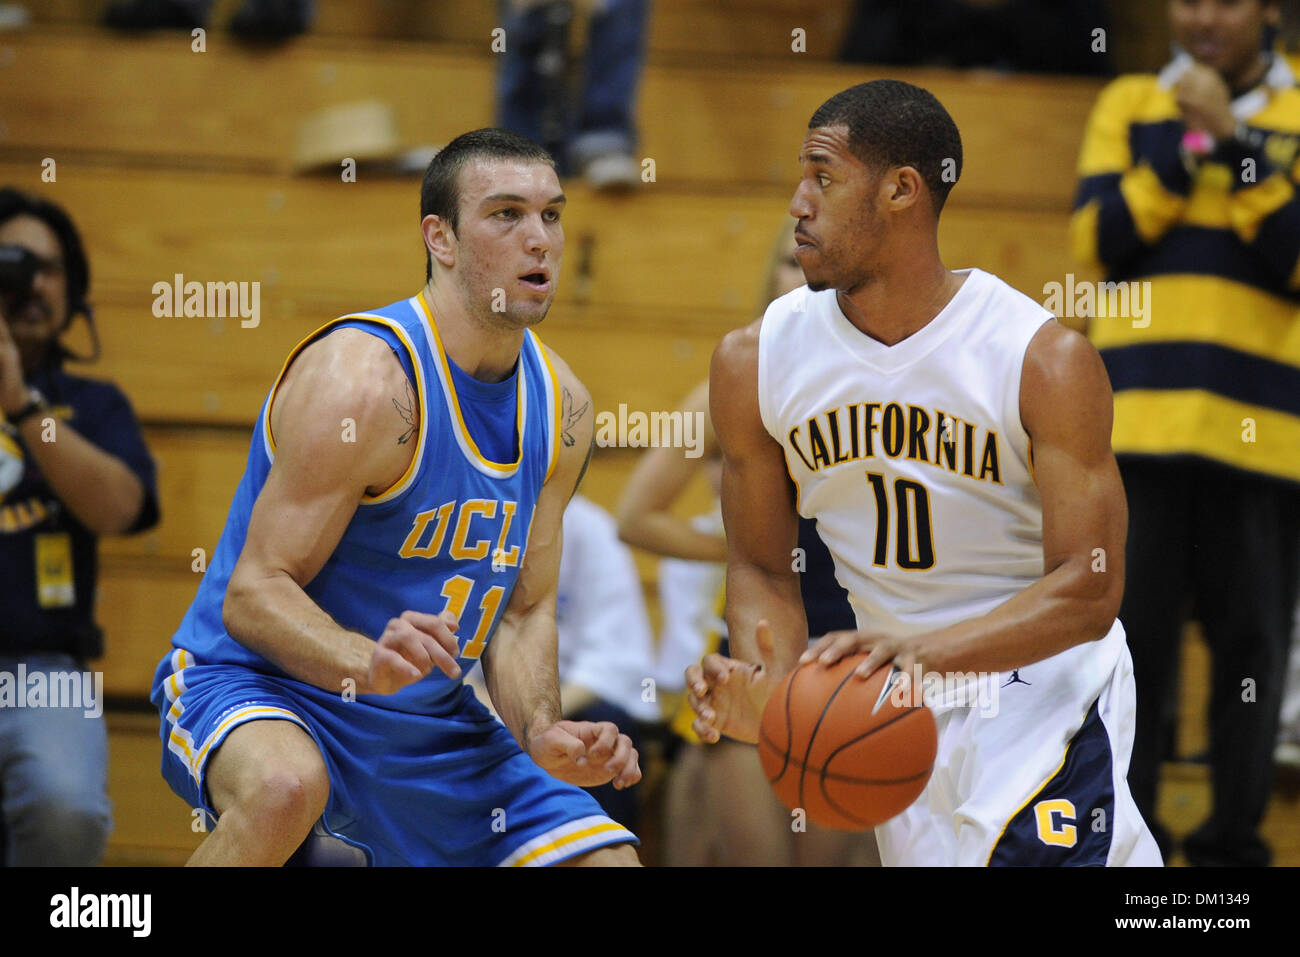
[808,80,963,214]
[420,128,556,280]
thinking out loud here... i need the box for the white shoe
[583,152,639,191]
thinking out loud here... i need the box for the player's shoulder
[293,326,406,398]
[1023,319,1102,377]
[272,326,411,450]
[711,316,764,395]
[1020,319,1110,422]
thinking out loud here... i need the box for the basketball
[758,654,937,831]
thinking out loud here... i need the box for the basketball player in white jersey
[687,80,1162,866]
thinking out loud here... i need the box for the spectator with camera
[0,188,159,866]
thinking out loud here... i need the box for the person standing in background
[497,0,649,190]
[1070,0,1300,865]
[0,188,160,865]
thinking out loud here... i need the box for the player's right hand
[366,609,461,694]
[685,619,780,745]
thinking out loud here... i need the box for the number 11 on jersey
[440,575,506,659]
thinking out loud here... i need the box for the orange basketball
[758,653,937,831]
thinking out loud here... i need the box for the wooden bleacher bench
[0,30,1100,207]
[0,162,1075,425]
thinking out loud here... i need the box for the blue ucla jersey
[168,291,561,715]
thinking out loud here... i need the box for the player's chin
[501,300,553,329]
[799,261,831,293]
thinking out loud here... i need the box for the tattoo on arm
[560,387,589,448]
[393,379,417,445]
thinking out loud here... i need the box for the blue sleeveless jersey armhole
[327,318,418,387]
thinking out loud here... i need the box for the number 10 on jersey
[866,471,936,570]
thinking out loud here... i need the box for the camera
[0,244,40,313]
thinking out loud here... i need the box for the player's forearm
[223,566,374,694]
[14,416,145,535]
[916,556,1120,676]
[484,606,563,748]
[618,511,727,562]
[724,558,808,677]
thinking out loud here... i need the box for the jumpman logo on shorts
[1002,670,1031,688]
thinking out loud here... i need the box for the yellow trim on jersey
[1111,389,1300,485]
[415,290,524,474]
[532,333,564,483]
[985,745,1071,866]
[509,821,630,867]
[262,313,428,505]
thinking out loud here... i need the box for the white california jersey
[759,268,1051,638]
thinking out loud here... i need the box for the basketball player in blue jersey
[688,81,1162,865]
[150,128,641,866]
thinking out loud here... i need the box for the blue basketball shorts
[150,649,638,866]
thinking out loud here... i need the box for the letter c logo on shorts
[1034,799,1077,847]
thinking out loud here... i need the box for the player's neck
[835,257,964,348]
[423,281,525,383]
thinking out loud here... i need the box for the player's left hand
[1175,63,1235,141]
[527,719,642,790]
[800,630,930,683]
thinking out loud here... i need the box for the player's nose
[789,182,814,221]
[523,218,551,255]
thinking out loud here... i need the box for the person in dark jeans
[497,0,649,189]
[0,188,159,865]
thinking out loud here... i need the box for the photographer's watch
[7,388,50,427]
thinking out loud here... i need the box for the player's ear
[422,214,457,270]
[885,166,924,212]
